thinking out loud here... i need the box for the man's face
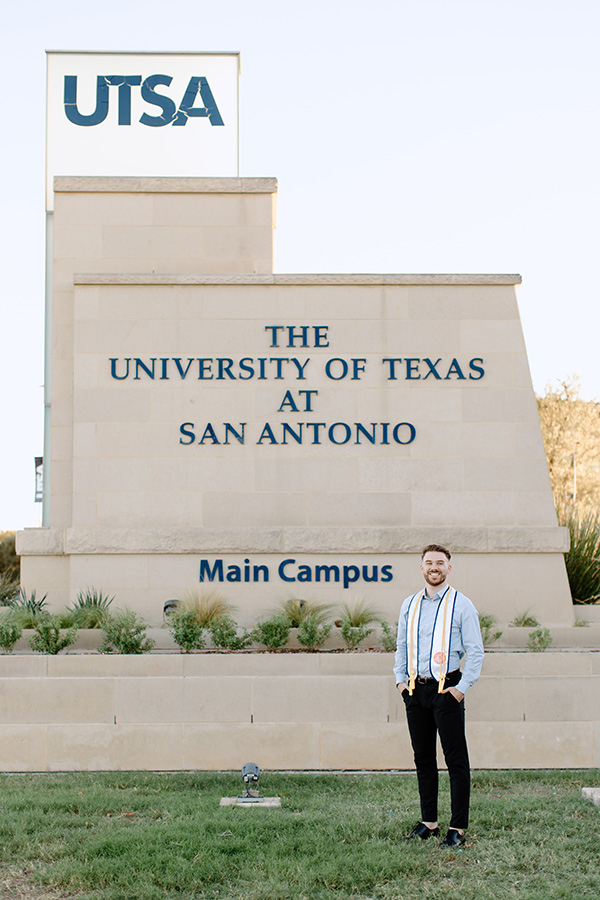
[420,552,452,589]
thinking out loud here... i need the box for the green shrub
[209,615,253,651]
[527,627,553,652]
[510,608,540,627]
[100,610,155,654]
[252,615,291,652]
[0,571,19,607]
[379,621,397,652]
[340,618,373,650]
[277,598,332,627]
[28,616,77,654]
[561,507,600,603]
[69,588,114,628]
[0,618,22,653]
[167,608,206,652]
[297,615,332,650]
[479,613,503,646]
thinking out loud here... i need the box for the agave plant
[8,589,49,628]
[560,506,600,603]
[68,588,114,628]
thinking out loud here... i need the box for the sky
[1,0,599,530]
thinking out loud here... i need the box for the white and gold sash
[406,585,458,694]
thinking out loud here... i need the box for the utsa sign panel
[46,51,239,209]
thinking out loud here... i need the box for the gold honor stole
[407,586,458,694]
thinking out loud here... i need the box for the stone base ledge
[582,787,600,807]
[0,653,597,770]
[16,526,569,556]
[54,176,278,194]
[74,272,521,286]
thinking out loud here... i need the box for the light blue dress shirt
[393,586,484,695]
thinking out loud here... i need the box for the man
[394,544,484,847]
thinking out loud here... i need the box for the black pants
[403,670,470,830]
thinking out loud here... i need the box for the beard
[424,570,446,587]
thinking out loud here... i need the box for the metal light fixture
[238,762,263,801]
[163,599,179,619]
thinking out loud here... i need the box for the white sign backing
[46,51,240,210]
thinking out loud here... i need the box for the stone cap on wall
[17,525,569,556]
[74,273,522,285]
[54,176,278,194]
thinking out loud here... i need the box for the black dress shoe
[440,828,466,847]
[405,822,440,840]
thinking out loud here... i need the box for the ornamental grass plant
[561,506,600,603]
[0,570,19,606]
[335,598,380,627]
[179,587,233,626]
[277,596,333,626]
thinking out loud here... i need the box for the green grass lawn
[0,770,598,900]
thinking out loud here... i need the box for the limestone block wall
[18,177,572,630]
[19,272,571,625]
[0,653,596,772]
[48,177,277,531]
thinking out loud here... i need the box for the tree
[537,377,600,513]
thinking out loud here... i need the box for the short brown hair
[421,544,451,561]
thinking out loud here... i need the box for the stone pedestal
[18,176,572,628]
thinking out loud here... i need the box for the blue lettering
[238,358,255,379]
[469,358,485,379]
[278,559,296,582]
[224,423,246,445]
[423,357,442,380]
[328,423,351,445]
[314,565,340,583]
[199,424,220,445]
[405,358,421,379]
[325,358,348,380]
[445,358,466,380]
[343,565,360,589]
[226,565,241,583]
[173,76,224,126]
[253,565,269,583]
[134,358,156,380]
[173,358,195,379]
[199,559,223,582]
[64,75,109,126]
[278,391,299,412]
[140,74,177,127]
[257,423,278,445]
[110,358,130,380]
[297,565,312,582]
[393,423,416,444]
[179,423,195,445]
[105,75,142,125]
[282,423,303,444]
